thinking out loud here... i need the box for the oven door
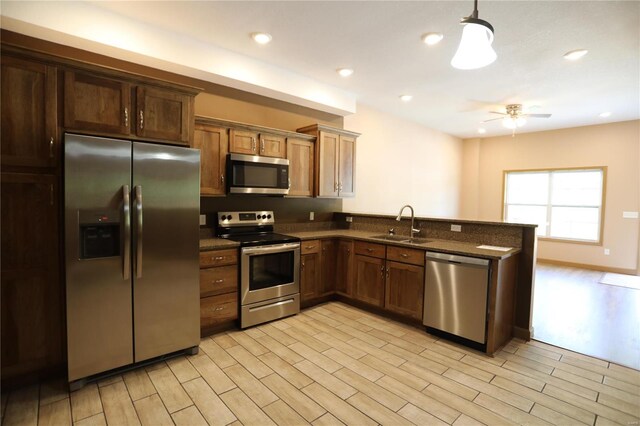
[240,242,300,305]
[228,153,290,195]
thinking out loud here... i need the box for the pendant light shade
[451,0,497,70]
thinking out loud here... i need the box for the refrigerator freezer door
[132,142,200,362]
[65,134,133,382]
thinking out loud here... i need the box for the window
[503,168,606,243]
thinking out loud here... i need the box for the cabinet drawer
[386,245,425,266]
[354,241,386,258]
[201,292,238,328]
[200,265,238,297]
[200,249,238,268]
[301,240,321,255]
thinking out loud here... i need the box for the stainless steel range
[217,211,300,328]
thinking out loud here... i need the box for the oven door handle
[242,242,300,255]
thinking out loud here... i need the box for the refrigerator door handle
[123,185,131,280]
[135,185,143,278]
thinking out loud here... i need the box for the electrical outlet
[346,216,353,223]
[309,212,314,221]
[451,224,462,232]
[199,214,206,226]
[604,248,610,255]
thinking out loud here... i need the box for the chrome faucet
[396,205,420,239]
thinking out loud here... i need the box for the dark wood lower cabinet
[199,249,238,336]
[320,240,337,296]
[336,240,353,296]
[1,172,63,385]
[300,252,321,302]
[385,261,424,320]
[353,255,385,307]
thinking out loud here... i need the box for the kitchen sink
[369,235,431,245]
[370,234,411,242]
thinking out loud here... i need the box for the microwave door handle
[135,185,143,278]
[242,243,300,255]
[122,185,130,280]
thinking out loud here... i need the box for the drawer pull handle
[139,110,144,130]
[305,245,315,250]
[212,256,224,261]
[366,248,374,253]
[400,253,409,258]
[214,307,224,311]
[214,279,224,283]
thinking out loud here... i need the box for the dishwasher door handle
[426,251,489,267]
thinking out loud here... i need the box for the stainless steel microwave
[227,153,290,195]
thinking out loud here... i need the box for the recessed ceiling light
[399,95,413,102]
[337,68,354,77]
[563,49,588,61]
[251,32,272,45]
[599,111,612,118]
[421,32,444,46]
[478,128,487,134]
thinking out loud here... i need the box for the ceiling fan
[483,104,552,133]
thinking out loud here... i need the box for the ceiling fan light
[502,117,517,129]
[515,117,527,127]
[451,20,497,70]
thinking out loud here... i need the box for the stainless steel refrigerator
[64,133,200,388]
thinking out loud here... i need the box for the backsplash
[334,213,524,248]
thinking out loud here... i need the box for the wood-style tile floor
[2,302,639,426]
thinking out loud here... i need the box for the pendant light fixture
[451,0,496,70]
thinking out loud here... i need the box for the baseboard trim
[537,258,638,275]
[513,326,533,341]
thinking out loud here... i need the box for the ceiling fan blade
[482,117,504,123]
[523,113,552,118]
[489,111,507,115]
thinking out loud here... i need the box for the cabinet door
[300,252,320,302]
[136,86,191,144]
[229,129,258,155]
[317,131,339,197]
[320,240,338,296]
[194,124,228,196]
[353,255,385,307]
[1,173,63,382]
[336,240,353,296]
[259,133,286,158]
[385,261,425,320]
[64,71,131,136]
[1,56,57,168]
[287,138,314,197]
[338,135,356,197]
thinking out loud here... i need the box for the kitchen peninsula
[199,211,536,355]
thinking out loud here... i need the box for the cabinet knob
[139,110,144,130]
[49,137,54,158]
[124,107,129,127]
[305,245,315,250]
[221,174,225,185]
[301,262,305,270]
[367,248,374,253]
[212,256,224,261]
[400,253,409,258]
[260,140,265,153]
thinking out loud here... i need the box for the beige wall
[460,120,640,272]
[343,104,463,218]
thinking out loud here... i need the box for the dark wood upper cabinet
[1,173,63,383]
[64,71,131,136]
[287,138,314,197]
[229,129,259,155]
[136,86,191,144]
[193,123,228,196]
[64,70,196,145]
[1,56,57,168]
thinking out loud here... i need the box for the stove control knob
[267,214,272,219]
[220,215,226,221]
[227,215,233,220]
[261,215,266,219]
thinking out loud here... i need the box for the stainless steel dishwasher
[423,252,490,344]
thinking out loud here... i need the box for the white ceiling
[3,1,639,138]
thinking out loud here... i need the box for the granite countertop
[200,229,520,260]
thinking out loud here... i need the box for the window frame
[502,166,607,245]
